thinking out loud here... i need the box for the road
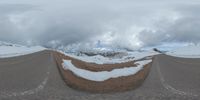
[0,50,199,100]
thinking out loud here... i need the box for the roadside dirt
[53,51,152,93]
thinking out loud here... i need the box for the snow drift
[0,41,46,58]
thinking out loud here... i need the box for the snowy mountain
[61,49,159,64]
[59,44,200,64]
[0,41,23,47]
[56,44,129,58]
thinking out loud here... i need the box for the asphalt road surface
[0,50,199,100]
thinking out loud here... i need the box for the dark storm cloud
[0,0,200,49]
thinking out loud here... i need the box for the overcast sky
[0,0,200,50]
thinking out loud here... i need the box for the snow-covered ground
[0,41,46,58]
[62,50,159,64]
[61,45,200,65]
[62,59,152,81]
[166,45,200,58]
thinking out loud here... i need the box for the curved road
[0,51,199,100]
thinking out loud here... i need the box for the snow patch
[62,59,152,81]
[0,42,46,58]
[166,45,200,58]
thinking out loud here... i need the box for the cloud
[139,4,200,47]
[0,1,200,50]
[0,4,42,43]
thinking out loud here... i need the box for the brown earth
[53,51,152,93]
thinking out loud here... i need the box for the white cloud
[0,1,200,50]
